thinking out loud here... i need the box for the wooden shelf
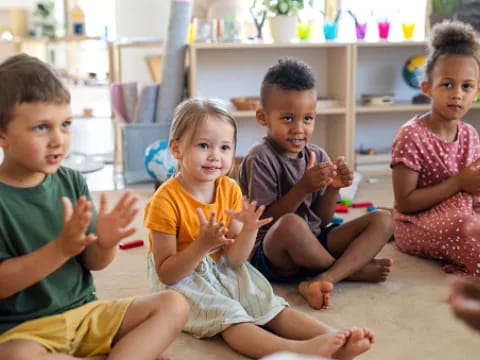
[356,104,431,113]
[116,39,163,48]
[190,40,428,50]
[189,41,352,162]
[190,41,350,50]
[232,107,346,118]
[354,40,427,48]
[20,36,102,43]
[356,102,480,113]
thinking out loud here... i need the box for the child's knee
[275,213,309,235]
[157,290,190,321]
[370,210,394,235]
[265,213,310,251]
[0,340,45,360]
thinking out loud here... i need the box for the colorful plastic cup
[402,22,415,39]
[323,22,337,41]
[377,21,390,40]
[297,21,312,40]
[355,22,367,40]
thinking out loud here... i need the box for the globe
[144,139,177,183]
[402,54,426,89]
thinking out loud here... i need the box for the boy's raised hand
[330,156,353,189]
[96,192,139,249]
[196,209,235,251]
[299,151,336,193]
[56,196,97,257]
[225,197,273,232]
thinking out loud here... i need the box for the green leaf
[258,0,308,16]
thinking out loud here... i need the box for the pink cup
[378,21,390,40]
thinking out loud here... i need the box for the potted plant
[252,0,312,42]
[32,1,55,38]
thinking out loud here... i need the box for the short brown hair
[0,53,70,130]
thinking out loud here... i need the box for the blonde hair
[169,98,238,173]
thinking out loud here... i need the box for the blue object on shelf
[332,216,344,225]
[367,205,376,212]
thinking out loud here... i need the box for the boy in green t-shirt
[0,54,189,359]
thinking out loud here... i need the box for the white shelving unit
[188,42,353,164]
[352,40,480,174]
[351,40,430,174]
[188,40,480,174]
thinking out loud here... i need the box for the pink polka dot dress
[391,116,480,278]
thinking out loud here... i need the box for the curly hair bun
[429,20,480,53]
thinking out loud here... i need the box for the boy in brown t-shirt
[238,58,394,310]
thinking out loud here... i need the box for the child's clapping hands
[330,156,353,189]
[96,191,139,249]
[299,152,336,193]
[196,209,235,252]
[300,152,352,193]
[226,197,273,232]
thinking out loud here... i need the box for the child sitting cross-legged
[238,57,394,310]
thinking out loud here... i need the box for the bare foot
[362,327,375,344]
[298,280,334,309]
[348,258,393,282]
[295,330,350,358]
[333,327,374,360]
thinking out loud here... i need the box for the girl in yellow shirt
[144,98,373,359]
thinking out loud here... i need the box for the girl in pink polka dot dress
[391,21,480,278]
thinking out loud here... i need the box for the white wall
[0,0,35,8]
[114,0,170,82]
[113,0,242,83]
[0,0,65,31]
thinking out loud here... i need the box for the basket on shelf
[230,97,261,111]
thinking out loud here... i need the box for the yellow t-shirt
[144,176,242,261]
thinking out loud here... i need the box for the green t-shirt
[0,167,97,334]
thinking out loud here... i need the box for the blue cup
[323,22,337,40]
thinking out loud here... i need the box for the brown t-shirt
[238,137,331,253]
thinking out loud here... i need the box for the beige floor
[92,176,480,359]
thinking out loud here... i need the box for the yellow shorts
[0,297,135,357]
